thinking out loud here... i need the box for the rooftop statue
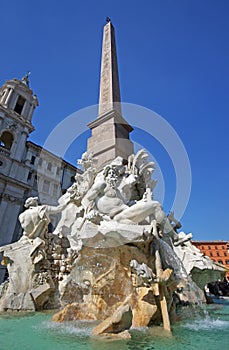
[21,71,31,86]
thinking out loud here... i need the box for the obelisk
[87,19,134,169]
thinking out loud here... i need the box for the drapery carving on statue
[53,152,98,238]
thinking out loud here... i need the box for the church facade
[0,75,79,281]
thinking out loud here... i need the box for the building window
[0,131,14,150]
[30,155,36,165]
[226,260,229,265]
[42,180,50,193]
[202,246,204,250]
[47,162,52,171]
[210,252,213,257]
[222,246,225,250]
[33,175,38,186]
[14,95,26,115]
[208,246,211,250]
[56,167,60,175]
[38,158,43,166]
[53,184,59,197]
[218,260,223,264]
[27,171,32,180]
[216,252,220,257]
[224,252,227,257]
[215,246,218,250]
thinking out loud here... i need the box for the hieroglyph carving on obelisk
[87,20,134,169]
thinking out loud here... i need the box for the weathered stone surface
[191,267,225,291]
[95,330,131,340]
[132,287,158,328]
[54,244,145,321]
[92,302,132,335]
[0,292,35,311]
[31,282,54,311]
[52,302,97,322]
[0,237,35,311]
[0,236,55,311]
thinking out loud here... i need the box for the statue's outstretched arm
[46,199,72,215]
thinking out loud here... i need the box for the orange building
[192,241,229,278]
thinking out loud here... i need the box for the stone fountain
[0,149,225,338]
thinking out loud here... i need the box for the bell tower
[0,72,38,162]
[0,73,39,272]
[87,20,134,169]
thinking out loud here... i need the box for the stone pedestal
[87,110,133,169]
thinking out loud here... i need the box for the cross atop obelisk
[98,18,121,116]
[87,20,134,169]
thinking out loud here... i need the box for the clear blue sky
[1,0,228,241]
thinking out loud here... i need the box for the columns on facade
[11,130,28,161]
[8,90,18,110]
[0,116,3,129]
[27,103,35,121]
[2,88,13,106]
[21,100,29,119]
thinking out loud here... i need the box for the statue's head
[103,165,120,188]
[24,197,39,208]
[103,158,125,188]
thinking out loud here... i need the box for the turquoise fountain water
[0,300,228,350]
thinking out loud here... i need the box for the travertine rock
[52,302,97,322]
[132,287,158,327]
[54,244,145,321]
[0,236,55,311]
[92,302,132,335]
[94,330,131,340]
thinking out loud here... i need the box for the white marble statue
[80,155,181,246]
[52,152,97,238]
[47,150,192,248]
[19,197,71,240]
